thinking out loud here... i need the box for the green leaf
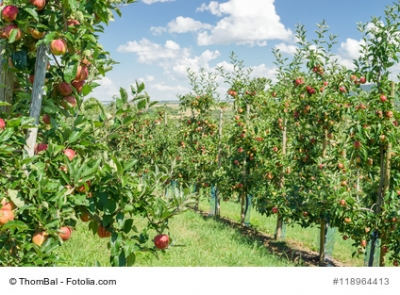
[0,128,13,142]
[126,252,136,266]
[137,99,147,110]
[0,220,29,231]
[68,129,85,144]
[82,83,93,96]
[63,62,78,83]
[7,189,25,208]
[7,28,18,44]
[68,0,77,10]
[119,88,128,104]
[81,159,101,178]
[24,7,39,21]
[137,81,145,94]
[123,219,134,234]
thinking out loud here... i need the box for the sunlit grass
[56,209,294,267]
[198,197,364,266]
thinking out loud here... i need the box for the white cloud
[117,38,181,64]
[167,16,213,34]
[171,49,221,78]
[339,38,363,59]
[250,64,278,81]
[196,0,293,46]
[151,83,189,92]
[196,1,224,17]
[149,26,166,36]
[90,76,119,102]
[335,38,364,69]
[274,43,298,55]
[142,0,175,4]
[117,38,220,79]
[138,75,155,83]
[151,17,212,35]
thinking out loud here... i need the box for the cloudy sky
[90,0,398,102]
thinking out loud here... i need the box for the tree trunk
[25,43,48,157]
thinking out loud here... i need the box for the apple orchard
[1,0,400,267]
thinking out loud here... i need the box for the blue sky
[90,0,398,102]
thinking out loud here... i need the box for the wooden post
[215,108,223,216]
[275,120,287,240]
[318,129,329,265]
[0,44,14,113]
[380,82,394,266]
[25,43,48,157]
[240,104,251,225]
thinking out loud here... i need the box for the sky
[90,0,399,103]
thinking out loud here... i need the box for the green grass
[56,209,295,267]
[55,194,366,267]
[198,198,365,266]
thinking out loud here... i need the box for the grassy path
[56,209,294,266]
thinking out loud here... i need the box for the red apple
[63,148,75,161]
[28,74,35,84]
[0,118,5,130]
[295,78,304,86]
[360,240,367,248]
[30,0,46,10]
[75,180,91,193]
[75,65,89,81]
[0,209,14,225]
[339,199,346,207]
[154,234,169,249]
[29,27,45,39]
[50,38,67,55]
[71,80,85,93]
[4,24,22,41]
[353,141,361,149]
[1,5,19,22]
[359,77,366,84]
[42,114,51,125]
[339,86,347,93]
[67,19,80,32]
[302,211,308,217]
[344,217,351,224]
[1,198,16,211]
[35,143,48,154]
[342,235,348,240]
[32,231,48,246]
[380,94,387,102]
[58,82,73,96]
[97,225,112,238]
[80,213,90,222]
[385,111,394,118]
[271,207,278,214]
[58,226,72,241]
[62,95,77,108]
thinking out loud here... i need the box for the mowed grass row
[198,198,365,266]
[56,209,294,267]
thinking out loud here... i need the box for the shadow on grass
[195,208,348,267]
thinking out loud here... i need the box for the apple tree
[0,0,193,266]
